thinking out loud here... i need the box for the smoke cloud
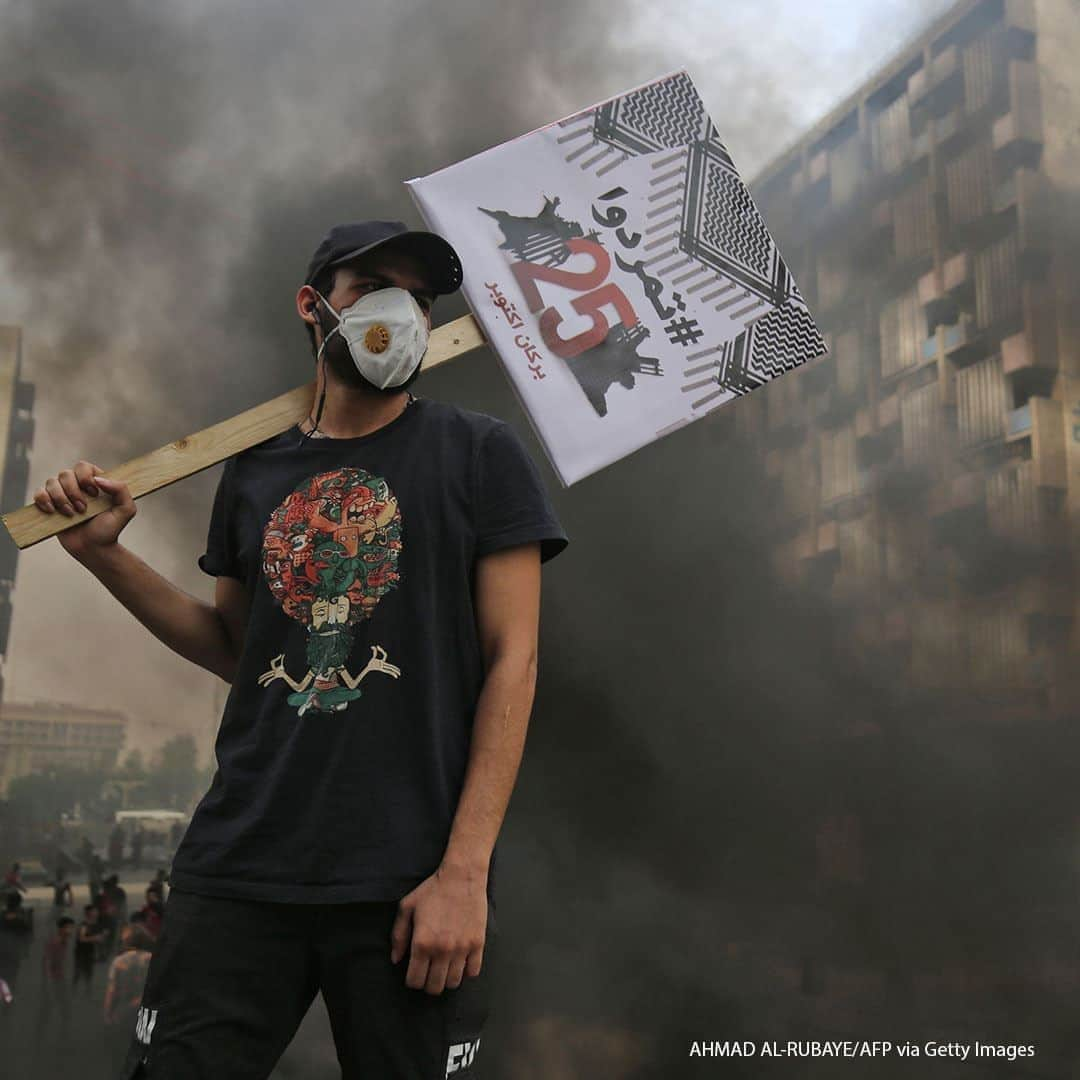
[15,1,1076,1077]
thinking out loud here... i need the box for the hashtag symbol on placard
[664,316,703,347]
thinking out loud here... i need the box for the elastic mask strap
[300,293,335,447]
[313,290,341,365]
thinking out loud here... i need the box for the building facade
[738,0,1080,721]
[0,699,127,795]
[0,326,36,707]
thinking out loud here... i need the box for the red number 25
[510,238,639,359]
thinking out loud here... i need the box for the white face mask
[314,286,429,389]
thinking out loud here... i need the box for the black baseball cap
[304,220,463,295]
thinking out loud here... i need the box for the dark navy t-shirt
[170,396,568,904]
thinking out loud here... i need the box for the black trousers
[119,886,495,1079]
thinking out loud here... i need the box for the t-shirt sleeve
[473,420,568,564]
[197,457,245,581]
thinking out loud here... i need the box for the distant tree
[6,765,109,826]
[144,735,200,809]
[117,749,147,780]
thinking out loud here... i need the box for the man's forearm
[441,650,538,878]
[76,542,237,682]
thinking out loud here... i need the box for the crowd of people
[0,850,170,1070]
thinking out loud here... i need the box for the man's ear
[300,287,322,325]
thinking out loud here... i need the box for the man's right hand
[32,460,136,560]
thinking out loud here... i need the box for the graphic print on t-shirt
[255,466,403,718]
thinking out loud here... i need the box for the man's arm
[102,959,118,1024]
[78,543,249,683]
[391,541,541,995]
[33,461,249,683]
[441,541,541,876]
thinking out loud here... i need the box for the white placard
[408,69,826,486]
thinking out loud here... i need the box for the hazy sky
[0,0,953,765]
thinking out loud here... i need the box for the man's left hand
[390,862,488,995]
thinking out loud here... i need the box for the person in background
[99,875,128,955]
[130,828,144,871]
[108,824,126,870]
[50,868,74,910]
[88,851,105,906]
[3,862,27,897]
[36,915,75,1039]
[0,892,33,1008]
[137,885,166,940]
[103,924,156,1069]
[74,904,106,992]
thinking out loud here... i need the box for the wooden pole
[1,313,487,550]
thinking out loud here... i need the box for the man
[103,924,155,1070]
[99,874,128,953]
[0,892,32,1005]
[32,220,568,1079]
[2,863,26,897]
[88,851,105,905]
[49,868,74,910]
[108,823,126,869]
[36,915,76,1040]
[73,903,106,992]
[134,885,165,941]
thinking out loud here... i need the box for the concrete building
[0,326,36,706]
[0,699,127,795]
[737,0,1080,722]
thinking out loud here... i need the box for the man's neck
[300,376,413,439]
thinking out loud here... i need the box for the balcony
[878,394,900,429]
[817,383,863,428]
[856,412,897,467]
[1,455,30,508]
[1001,0,1037,57]
[930,472,987,546]
[918,269,956,333]
[942,252,972,298]
[793,149,830,211]
[992,167,1047,242]
[993,111,1042,170]
[853,199,894,266]
[993,60,1042,170]
[1002,329,1056,378]
[1006,402,1031,438]
[1016,578,1072,620]
[1006,397,1066,487]
[816,520,841,559]
[9,413,34,450]
[910,128,931,164]
[800,521,840,586]
[941,313,980,365]
[802,353,833,395]
[909,45,962,114]
[1005,0,1037,34]
[907,67,929,107]
[934,106,965,151]
[920,332,941,366]
[13,380,34,413]
[1013,171,1051,273]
